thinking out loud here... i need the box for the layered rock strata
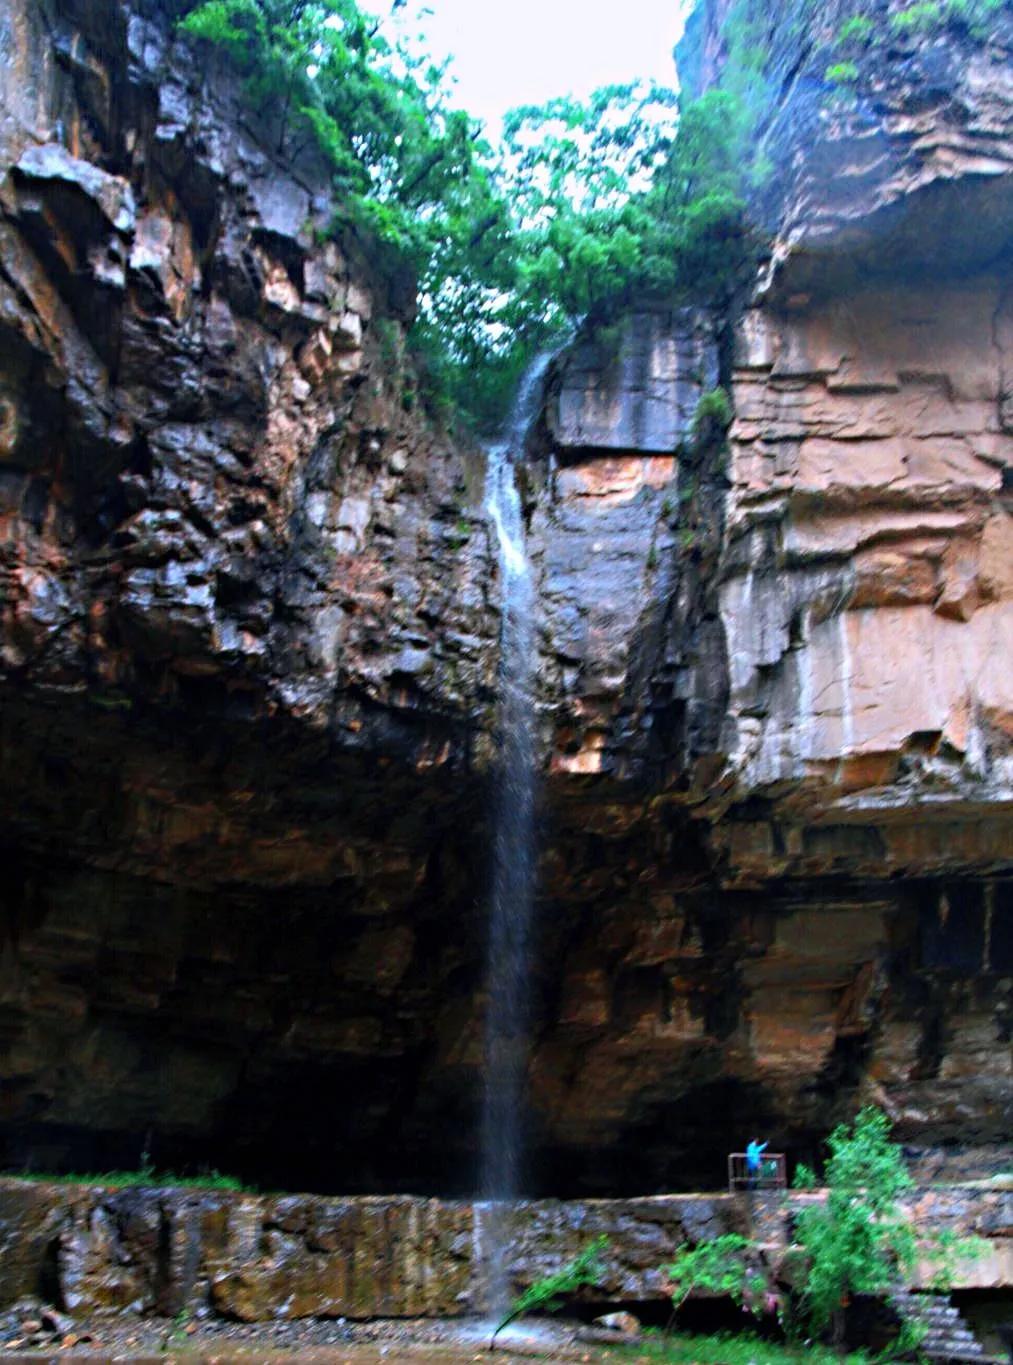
[0,0,498,1193]
[0,0,1009,1196]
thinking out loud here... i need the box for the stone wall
[0,1180,1008,1321]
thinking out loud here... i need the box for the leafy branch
[490,1235,608,1346]
[664,1233,766,1314]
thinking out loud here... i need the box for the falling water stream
[478,353,555,1316]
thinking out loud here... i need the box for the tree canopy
[177,0,759,429]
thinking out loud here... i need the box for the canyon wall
[0,0,1009,1196]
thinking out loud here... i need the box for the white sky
[389,0,690,138]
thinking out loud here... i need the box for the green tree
[792,1108,916,1344]
[178,0,517,407]
[793,1107,984,1347]
[177,0,763,430]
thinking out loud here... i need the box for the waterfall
[478,352,554,1317]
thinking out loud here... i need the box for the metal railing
[728,1151,787,1193]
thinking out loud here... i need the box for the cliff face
[0,0,501,1192]
[698,0,1013,874]
[0,0,1009,1195]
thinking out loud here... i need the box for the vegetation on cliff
[661,1107,985,1352]
[177,0,760,428]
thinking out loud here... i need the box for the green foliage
[693,385,733,437]
[714,0,776,121]
[793,1160,817,1190]
[638,90,756,295]
[498,81,753,326]
[445,516,472,551]
[178,0,518,426]
[14,1166,249,1191]
[664,1233,761,1312]
[836,14,875,42]
[163,1307,193,1351]
[826,60,861,83]
[945,0,1005,36]
[178,0,766,430]
[492,1235,608,1342]
[692,385,733,466]
[619,1328,876,1365]
[892,1318,928,1355]
[792,1107,986,1341]
[792,1109,916,1336]
[923,1225,989,1292]
[889,1,944,33]
[886,0,1005,39]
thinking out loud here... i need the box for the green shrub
[696,386,732,426]
[836,14,875,42]
[889,1,944,34]
[691,386,733,449]
[825,60,861,83]
[664,1233,763,1312]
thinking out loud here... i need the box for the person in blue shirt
[746,1138,768,1187]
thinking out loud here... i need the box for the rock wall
[1,1179,1008,1320]
[0,0,504,1194]
[718,275,1012,869]
[0,0,1009,1197]
[511,0,1013,1185]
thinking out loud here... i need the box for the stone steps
[889,1288,1002,1363]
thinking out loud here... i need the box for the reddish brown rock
[0,0,1008,1200]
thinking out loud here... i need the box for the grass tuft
[618,1329,876,1365]
[8,1167,250,1192]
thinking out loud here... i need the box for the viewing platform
[727,1150,787,1193]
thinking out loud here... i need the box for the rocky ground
[0,1307,628,1363]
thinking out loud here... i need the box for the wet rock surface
[0,0,1009,1199]
[551,312,719,456]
